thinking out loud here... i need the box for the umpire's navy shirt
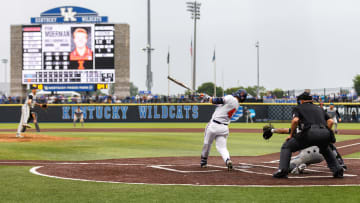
[292,102,330,129]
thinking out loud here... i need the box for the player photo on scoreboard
[69,26,94,70]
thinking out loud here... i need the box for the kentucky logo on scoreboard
[31,6,108,24]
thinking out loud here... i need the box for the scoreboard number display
[22,24,115,84]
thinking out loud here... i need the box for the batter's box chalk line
[237,162,357,178]
[149,164,222,173]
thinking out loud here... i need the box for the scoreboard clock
[22,24,115,84]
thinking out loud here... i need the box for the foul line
[337,143,360,149]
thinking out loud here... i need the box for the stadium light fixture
[186,1,201,91]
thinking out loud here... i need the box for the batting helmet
[233,89,247,102]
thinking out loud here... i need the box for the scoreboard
[22,24,115,84]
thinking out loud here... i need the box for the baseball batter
[263,126,347,174]
[73,107,84,127]
[200,89,247,171]
[326,103,341,134]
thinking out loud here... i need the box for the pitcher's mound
[0,134,81,142]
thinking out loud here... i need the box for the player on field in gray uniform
[263,126,347,174]
[16,89,46,138]
[200,89,247,171]
[73,107,84,127]
[16,89,36,138]
[325,103,341,134]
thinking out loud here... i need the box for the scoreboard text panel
[22,24,115,84]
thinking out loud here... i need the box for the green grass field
[0,122,359,202]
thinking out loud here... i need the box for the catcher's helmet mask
[233,89,247,102]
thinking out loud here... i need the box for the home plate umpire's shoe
[333,168,344,178]
[226,159,233,171]
[273,169,288,178]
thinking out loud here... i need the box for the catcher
[73,106,84,127]
[263,124,347,174]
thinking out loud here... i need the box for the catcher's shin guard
[329,143,347,170]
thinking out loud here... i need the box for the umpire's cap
[297,91,313,101]
[233,89,247,102]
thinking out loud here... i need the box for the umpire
[273,91,344,178]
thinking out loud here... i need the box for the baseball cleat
[200,156,208,168]
[16,133,24,138]
[291,163,306,174]
[273,169,288,178]
[200,163,208,168]
[226,159,233,171]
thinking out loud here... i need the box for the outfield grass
[0,122,359,202]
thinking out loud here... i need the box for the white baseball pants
[201,122,230,163]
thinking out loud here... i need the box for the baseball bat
[167,76,211,100]
[167,76,195,93]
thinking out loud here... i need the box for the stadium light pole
[255,41,260,99]
[142,0,155,92]
[186,1,201,91]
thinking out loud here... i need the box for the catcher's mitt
[263,124,274,140]
[41,103,48,109]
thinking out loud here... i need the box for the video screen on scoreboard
[22,24,115,84]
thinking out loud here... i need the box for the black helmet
[233,89,247,102]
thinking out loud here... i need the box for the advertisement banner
[1,104,357,123]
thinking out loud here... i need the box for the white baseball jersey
[210,95,239,125]
[16,93,34,137]
[201,95,239,164]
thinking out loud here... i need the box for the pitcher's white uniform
[16,93,35,137]
[201,95,239,164]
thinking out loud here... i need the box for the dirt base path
[0,128,359,135]
[0,138,359,186]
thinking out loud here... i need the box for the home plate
[236,165,253,169]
